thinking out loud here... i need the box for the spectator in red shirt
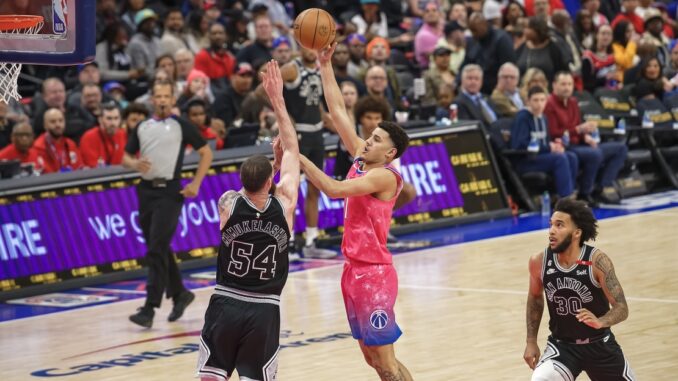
[194,22,235,90]
[184,98,223,150]
[611,0,644,34]
[80,102,128,168]
[0,122,39,165]
[33,108,84,174]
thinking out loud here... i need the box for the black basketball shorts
[298,130,325,169]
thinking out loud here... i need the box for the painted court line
[82,287,147,295]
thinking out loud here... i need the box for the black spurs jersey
[283,58,323,131]
[542,244,611,342]
[217,194,290,296]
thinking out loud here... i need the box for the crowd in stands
[1,0,678,207]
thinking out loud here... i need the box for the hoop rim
[0,15,44,32]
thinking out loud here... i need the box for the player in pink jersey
[299,43,413,381]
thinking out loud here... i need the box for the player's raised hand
[261,60,284,101]
[317,42,337,66]
[576,308,604,329]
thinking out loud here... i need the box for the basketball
[293,8,336,51]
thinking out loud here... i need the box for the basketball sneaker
[302,241,338,259]
[129,306,154,328]
[168,290,195,322]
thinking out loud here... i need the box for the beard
[552,233,573,253]
[47,129,62,139]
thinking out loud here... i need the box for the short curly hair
[554,198,599,243]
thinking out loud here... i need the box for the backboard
[0,0,95,65]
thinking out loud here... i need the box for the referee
[123,79,213,328]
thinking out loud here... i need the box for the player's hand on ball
[576,308,604,329]
[317,42,337,66]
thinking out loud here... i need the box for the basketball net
[0,16,44,103]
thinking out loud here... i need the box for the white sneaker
[288,251,302,262]
[302,242,338,259]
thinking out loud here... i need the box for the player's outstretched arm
[262,60,299,227]
[300,155,396,199]
[524,252,545,370]
[317,43,365,157]
[577,251,629,329]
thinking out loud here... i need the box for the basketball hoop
[0,15,44,103]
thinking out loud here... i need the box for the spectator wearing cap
[483,0,503,28]
[0,122,39,166]
[203,0,222,24]
[641,7,670,68]
[415,1,444,69]
[127,8,162,80]
[236,14,274,67]
[80,102,127,168]
[332,42,367,96]
[160,8,190,56]
[194,22,236,90]
[611,0,644,35]
[423,46,457,104]
[33,108,84,174]
[177,69,215,111]
[347,33,369,78]
[213,62,254,126]
[460,12,515,95]
[103,81,130,110]
[271,36,293,65]
[491,62,524,117]
[435,21,466,74]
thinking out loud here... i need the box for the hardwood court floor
[1,208,677,380]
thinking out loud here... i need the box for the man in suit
[491,62,524,117]
[453,64,499,129]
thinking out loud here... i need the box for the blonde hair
[520,68,547,101]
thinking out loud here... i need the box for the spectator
[123,102,150,132]
[0,123,39,166]
[448,2,468,28]
[160,8,190,55]
[491,62,524,117]
[213,62,254,126]
[551,10,582,75]
[224,9,250,53]
[174,48,195,92]
[31,78,96,143]
[33,108,84,174]
[364,38,404,110]
[236,15,274,67]
[66,62,106,108]
[121,0,148,37]
[341,81,359,128]
[664,41,678,79]
[95,0,121,44]
[346,33,369,79]
[81,84,104,123]
[611,0,644,34]
[581,24,618,92]
[510,86,578,199]
[544,72,628,205]
[203,0,222,24]
[156,54,179,84]
[520,67,549,101]
[504,1,527,28]
[332,42,367,96]
[127,8,162,80]
[436,21,466,75]
[574,9,595,50]
[415,1,444,69]
[634,0,654,20]
[80,102,127,168]
[516,16,569,83]
[641,8,670,68]
[483,0,503,28]
[632,56,675,100]
[461,12,515,95]
[351,0,389,40]
[184,98,224,150]
[0,101,15,149]
[435,83,456,121]
[103,81,130,110]
[96,22,146,100]
[184,9,210,53]
[453,64,499,129]
[194,22,236,89]
[271,36,293,66]
[177,69,215,110]
[364,65,399,112]
[532,0,558,21]
[612,20,638,82]
[581,0,609,27]
[249,0,293,34]
[423,47,457,105]
[622,41,657,85]
[506,15,529,50]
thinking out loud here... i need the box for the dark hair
[163,7,183,20]
[527,85,546,99]
[151,79,175,95]
[240,155,273,192]
[554,198,598,243]
[123,102,150,119]
[639,56,663,79]
[527,16,550,44]
[101,101,121,114]
[590,24,613,54]
[354,95,391,124]
[553,70,573,83]
[377,121,410,159]
[612,20,631,46]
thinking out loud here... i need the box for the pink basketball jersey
[341,159,403,264]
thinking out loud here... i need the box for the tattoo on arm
[595,252,629,327]
[526,294,544,341]
[374,366,406,381]
[218,190,239,214]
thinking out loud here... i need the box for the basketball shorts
[341,261,402,346]
[298,130,325,169]
[197,294,280,381]
[535,333,636,381]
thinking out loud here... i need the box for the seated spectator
[80,84,105,130]
[177,69,215,111]
[622,41,657,85]
[544,72,628,205]
[665,40,678,79]
[581,24,619,92]
[80,102,127,168]
[127,9,162,81]
[236,14,274,67]
[448,2,468,28]
[612,20,638,82]
[641,8,670,68]
[491,62,524,117]
[213,62,254,127]
[454,64,499,129]
[633,57,676,100]
[520,67,549,101]
[551,10,582,75]
[341,81,359,127]
[510,86,578,199]
[31,78,96,143]
[574,9,595,51]
[581,0,609,27]
[351,0,390,40]
[364,65,399,112]
[435,83,456,121]
[159,7,190,55]
[184,9,210,54]
[503,1,527,29]
[271,36,293,66]
[611,0,644,34]
[516,16,569,83]
[96,22,146,100]
[524,0,565,18]
[123,102,150,132]
[194,22,236,90]
[33,108,84,174]
[224,9,250,53]
[423,47,456,105]
[415,1,444,69]
[332,42,367,96]
[347,33,369,79]
[156,54,179,85]
[435,21,466,75]
[103,81,129,110]
[174,48,195,93]
[0,122,39,166]
[66,62,108,108]
[184,98,223,150]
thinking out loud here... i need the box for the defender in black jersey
[197,61,299,381]
[525,199,635,381]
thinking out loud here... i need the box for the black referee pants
[136,180,186,308]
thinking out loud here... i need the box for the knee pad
[531,360,572,381]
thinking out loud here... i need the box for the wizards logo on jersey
[370,310,389,330]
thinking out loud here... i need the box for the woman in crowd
[581,24,618,92]
[516,16,569,83]
[574,9,595,50]
[612,20,638,83]
[520,67,548,102]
